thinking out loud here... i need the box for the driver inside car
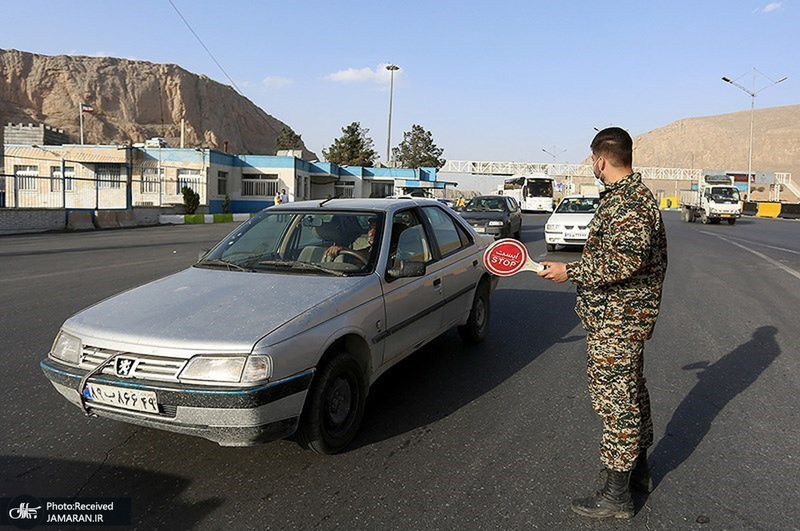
[323,218,377,262]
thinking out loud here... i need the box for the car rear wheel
[296,352,366,454]
[458,282,490,344]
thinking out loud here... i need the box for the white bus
[500,174,555,212]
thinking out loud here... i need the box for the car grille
[79,346,187,382]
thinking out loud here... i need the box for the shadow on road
[650,325,780,489]
[0,455,222,529]
[351,287,579,449]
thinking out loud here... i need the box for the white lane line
[701,232,800,281]
[699,230,800,255]
[0,258,184,284]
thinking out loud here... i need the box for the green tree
[323,122,378,166]
[276,127,303,152]
[392,124,446,169]
[181,186,200,214]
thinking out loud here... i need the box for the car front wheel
[296,352,366,454]
[459,282,490,344]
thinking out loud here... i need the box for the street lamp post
[385,64,400,166]
[722,69,787,199]
[542,146,566,163]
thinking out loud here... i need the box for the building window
[14,165,39,190]
[370,181,393,198]
[177,168,203,194]
[141,167,163,194]
[96,164,122,189]
[50,166,75,192]
[242,173,278,197]
[334,181,355,198]
[218,171,228,195]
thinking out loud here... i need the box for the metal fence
[0,173,208,210]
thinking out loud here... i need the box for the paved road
[1,214,799,530]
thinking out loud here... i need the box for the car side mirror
[386,261,426,279]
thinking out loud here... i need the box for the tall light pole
[385,64,400,166]
[722,69,787,199]
[542,146,566,163]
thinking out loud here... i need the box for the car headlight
[488,221,504,226]
[50,331,81,365]
[546,224,561,231]
[179,354,272,383]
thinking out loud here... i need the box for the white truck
[679,175,742,225]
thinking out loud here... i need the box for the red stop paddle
[483,238,544,276]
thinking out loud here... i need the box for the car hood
[63,266,369,357]
[460,210,507,221]
[547,213,595,227]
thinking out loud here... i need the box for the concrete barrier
[67,211,95,231]
[742,202,758,216]
[756,203,781,218]
[778,203,800,219]
[94,210,121,229]
[117,210,138,228]
[659,196,679,210]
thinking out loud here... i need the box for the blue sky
[2,0,797,163]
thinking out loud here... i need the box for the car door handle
[433,278,442,288]
[472,260,479,268]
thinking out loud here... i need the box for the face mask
[591,157,606,192]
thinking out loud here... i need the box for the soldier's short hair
[591,127,632,168]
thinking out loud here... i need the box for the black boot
[572,468,634,519]
[598,452,652,493]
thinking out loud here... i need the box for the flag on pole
[81,104,94,113]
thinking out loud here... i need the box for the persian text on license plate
[474,227,486,233]
[84,383,159,413]
[565,231,587,239]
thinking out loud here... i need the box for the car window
[203,211,382,275]
[389,209,432,268]
[555,198,599,213]
[465,197,506,212]
[421,206,467,256]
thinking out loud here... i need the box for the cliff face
[0,48,313,157]
[634,105,800,179]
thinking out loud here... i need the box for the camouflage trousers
[586,334,653,472]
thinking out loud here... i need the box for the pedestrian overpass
[440,160,798,202]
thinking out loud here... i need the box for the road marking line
[0,258,182,284]
[699,231,800,255]
[701,232,800,281]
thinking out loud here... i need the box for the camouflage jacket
[565,172,668,340]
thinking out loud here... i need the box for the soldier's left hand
[537,261,569,283]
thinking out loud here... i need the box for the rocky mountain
[633,105,800,182]
[0,48,314,158]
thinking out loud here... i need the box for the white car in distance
[544,195,600,252]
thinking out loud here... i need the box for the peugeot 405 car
[544,194,599,251]
[42,199,497,453]
[458,195,523,240]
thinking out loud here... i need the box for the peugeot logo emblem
[115,357,137,378]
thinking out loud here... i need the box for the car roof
[560,194,600,200]
[267,197,440,213]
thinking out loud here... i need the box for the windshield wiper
[256,260,348,277]
[195,259,254,272]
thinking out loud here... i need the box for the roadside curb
[159,213,254,225]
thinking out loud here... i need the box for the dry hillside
[0,48,314,157]
[634,105,800,180]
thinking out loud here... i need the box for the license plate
[84,383,159,413]
[564,231,587,239]
[474,227,486,233]
[722,214,732,218]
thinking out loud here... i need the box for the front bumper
[544,232,587,246]
[40,358,313,447]
[470,224,508,238]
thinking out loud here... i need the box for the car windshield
[526,179,553,197]
[197,211,383,276]
[710,187,740,202]
[465,197,507,212]
[555,198,599,213]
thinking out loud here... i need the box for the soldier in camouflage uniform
[538,127,668,519]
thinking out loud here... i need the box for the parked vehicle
[680,174,742,225]
[458,195,523,239]
[41,199,497,453]
[544,194,599,252]
[501,174,555,212]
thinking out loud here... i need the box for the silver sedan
[41,199,497,453]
